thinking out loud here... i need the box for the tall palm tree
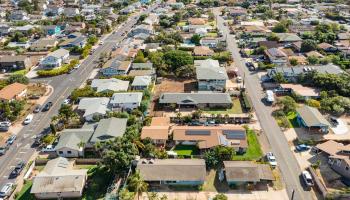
[128,170,148,200]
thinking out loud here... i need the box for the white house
[77,97,110,121]
[109,92,143,111]
[40,48,69,68]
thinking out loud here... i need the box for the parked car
[42,102,53,112]
[0,183,14,198]
[62,99,70,105]
[33,105,41,113]
[301,170,314,189]
[73,64,81,69]
[41,145,55,152]
[28,94,40,99]
[9,161,25,178]
[6,135,16,145]
[0,121,11,127]
[0,144,9,156]
[295,144,311,152]
[266,152,277,167]
[99,41,104,45]
[23,114,33,125]
[236,76,242,83]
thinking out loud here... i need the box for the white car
[99,41,104,45]
[23,114,33,125]
[73,64,81,69]
[62,99,70,105]
[0,183,14,198]
[266,152,277,167]
[41,145,55,152]
[0,121,11,127]
[302,170,314,189]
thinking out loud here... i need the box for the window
[58,151,63,154]
[67,151,72,154]
[346,166,349,171]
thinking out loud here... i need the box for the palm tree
[176,112,182,123]
[128,170,148,200]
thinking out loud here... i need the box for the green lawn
[204,98,243,115]
[206,32,218,37]
[232,129,263,161]
[286,112,300,128]
[177,21,187,26]
[173,145,199,156]
[82,166,113,200]
[15,180,35,200]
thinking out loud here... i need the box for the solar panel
[185,130,211,135]
[222,130,246,139]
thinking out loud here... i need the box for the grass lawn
[177,21,187,26]
[204,98,243,115]
[232,129,263,161]
[15,180,35,200]
[202,170,230,192]
[82,166,113,200]
[206,32,218,37]
[173,145,199,156]
[286,112,300,128]
[74,164,97,170]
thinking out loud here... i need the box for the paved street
[0,4,158,188]
[214,9,313,200]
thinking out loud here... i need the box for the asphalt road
[0,4,158,189]
[214,9,313,200]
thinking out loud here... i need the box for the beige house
[0,83,27,102]
[141,117,170,145]
[31,157,88,199]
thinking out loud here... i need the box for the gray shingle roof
[132,63,153,70]
[137,159,206,182]
[296,105,330,127]
[55,129,94,151]
[131,76,152,87]
[195,59,228,80]
[224,161,274,182]
[159,92,232,104]
[90,118,127,143]
[78,97,110,117]
[110,92,143,104]
[91,78,129,92]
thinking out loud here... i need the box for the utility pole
[291,189,295,200]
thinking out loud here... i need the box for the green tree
[7,74,29,84]
[204,146,235,168]
[58,104,76,123]
[213,193,228,200]
[175,64,195,78]
[306,99,321,108]
[128,170,148,200]
[289,58,298,66]
[267,33,279,41]
[191,34,201,46]
[119,188,135,200]
[276,96,297,114]
[134,50,147,63]
[163,50,193,71]
[300,39,317,52]
[272,23,287,33]
[272,72,287,83]
[307,55,319,65]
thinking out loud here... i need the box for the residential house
[132,63,154,70]
[318,43,338,53]
[288,55,307,65]
[172,125,248,153]
[159,92,232,109]
[77,97,110,121]
[13,25,34,34]
[168,2,185,9]
[91,78,129,93]
[223,161,274,186]
[188,18,207,25]
[258,41,280,49]
[131,76,152,90]
[0,24,12,36]
[137,159,206,186]
[141,117,170,145]
[187,25,211,33]
[40,48,69,68]
[195,59,228,91]
[264,48,288,66]
[109,92,143,111]
[42,25,61,36]
[130,24,154,38]
[279,84,319,99]
[30,157,88,199]
[0,83,27,102]
[7,41,30,49]
[0,55,32,70]
[266,64,344,82]
[30,38,58,51]
[63,8,80,17]
[143,14,159,25]
[129,63,155,77]
[9,10,29,21]
[315,140,350,179]
[200,37,219,48]
[305,51,324,59]
[275,33,302,44]
[100,59,132,76]
[193,46,214,56]
[229,7,248,17]
[59,36,87,48]
[44,6,64,16]
[120,6,135,14]
[55,128,93,157]
[89,117,128,143]
[296,105,330,133]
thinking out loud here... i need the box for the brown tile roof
[119,61,131,71]
[0,83,27,101]
[316,140,345,156]
[141,126,169,140]
[288,55,307,65]
[188,18,206,25]
[318,43,335,50]
[172,125,247,149]
[193,46,214,56]
[151,117,170,126]
[305,51,324,58]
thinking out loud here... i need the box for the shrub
[37,59,79,77]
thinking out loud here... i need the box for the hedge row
[37,59,79,77]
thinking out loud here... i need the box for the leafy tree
[87,35,98,45]
[272,23,287,33]
[320,96,350,115]
[306,99,321,108]
[175,64,195,78]
[204,146,235,168]
[307,55,319,65]
[7,74,29,84]
[191,34,201,46]
[138,14,148,23]
[163,50,193,71]
[276,96,297,114]
[267,33,279,41]
[213,193,228,200]
[289,58,298,66]
[119,188,135,200]
[300,39,317,52]
[127,170,148,200]
[70,86,96,101]
[58,104,76,123]
[272,72,287,83]
[134,50,147,63]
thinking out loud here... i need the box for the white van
[0,183,14,197]
[265,90,275,104]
